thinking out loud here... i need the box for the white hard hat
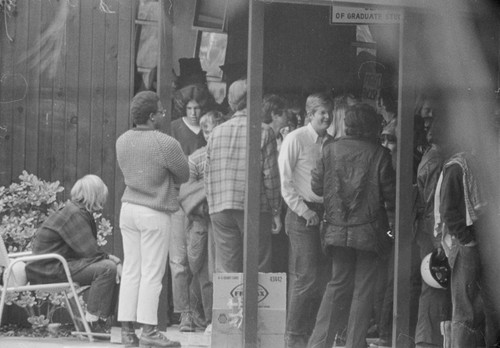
[420,249,450,289]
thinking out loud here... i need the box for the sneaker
[369,338,392,348]
[204,323,212,335]
[179,312,195,332]
[191,311,207,330]
[139,329,181,348]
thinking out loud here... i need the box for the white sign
[331,6,402,24]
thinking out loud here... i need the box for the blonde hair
[305,93,333,118]
[200,110,225,130]
[330,94,357,139]
[70,175,108,212]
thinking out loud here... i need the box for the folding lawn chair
[0,237,97,341]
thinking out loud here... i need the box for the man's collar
[306,123,328,143]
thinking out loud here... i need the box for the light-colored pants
[118,202,171,325]
[169,209,191,313]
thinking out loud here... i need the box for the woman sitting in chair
[25,174,121,334]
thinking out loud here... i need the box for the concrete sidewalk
[0,326,211,348]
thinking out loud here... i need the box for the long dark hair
[345,103,381,139]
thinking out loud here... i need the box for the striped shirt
[189,145,207,182]
[116,128,189,212]
[204,110,281,215]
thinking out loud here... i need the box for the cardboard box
[211,273,286,348]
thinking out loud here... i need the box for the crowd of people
[23,60,499,348]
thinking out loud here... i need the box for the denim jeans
[285,208,329,347]
[187,218,213,322]
[72,259,117,318]
[189,260,213,323]
[308,246,378,348]
[376,243,424,345]
[450,245,482,348]
[118,202,171,325]
[210,210,272,273]
[376,246,394,342]
[169,209,191,313]
[414,228,452,347]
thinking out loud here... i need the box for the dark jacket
[25,202,107,284]
[311,136,396,256]
[415,145,443,253]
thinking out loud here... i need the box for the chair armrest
[8,251,33,258]
[5,253,76,288]
[9,253,69,265]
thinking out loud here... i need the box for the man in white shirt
[278,93,333,348]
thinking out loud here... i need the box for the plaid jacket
[204,110,281,215]
[25,201,108,284]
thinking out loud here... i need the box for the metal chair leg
[0,287,7,326]
[64,289,94,342]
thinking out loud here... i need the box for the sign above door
[331,6,403,24]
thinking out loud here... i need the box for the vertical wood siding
[0,0,136,257]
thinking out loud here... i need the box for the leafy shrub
[0,171,64,253]
[0,0,17,17]
[0,171,113,329]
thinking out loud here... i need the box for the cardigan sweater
[116,128,189,212]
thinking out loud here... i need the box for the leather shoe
[88,319,109,340]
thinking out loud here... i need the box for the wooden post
[243,1,265,347]
[157,0,173,134]
[156,0,174,330]
[393,8,416,348]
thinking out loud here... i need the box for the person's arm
[440,164,473,244]
[158,134,190,184]
[204,135,212,198]
[261,127,282,217]
[379,148,396,230]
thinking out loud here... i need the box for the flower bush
[0,171,64,253]
[0,0,17,17]
[0,171,113,330]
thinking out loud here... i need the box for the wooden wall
[0,0,136,257]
